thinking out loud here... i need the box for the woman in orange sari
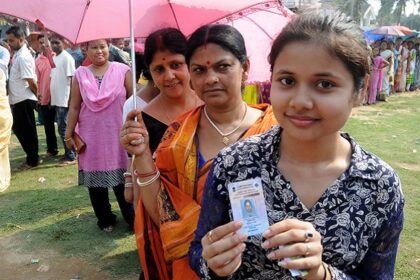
[121,24,277,279]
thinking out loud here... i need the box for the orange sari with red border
[135,104,277,279]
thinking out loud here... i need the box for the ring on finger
[207,230,214,243]
[305,243,311,256]
[304,231,314,242]
[130,135,145,146]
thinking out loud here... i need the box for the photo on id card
[228,177,269,236]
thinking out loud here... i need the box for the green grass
[1,121,140,278]
[344,93,420,279]
[1,92,419,279]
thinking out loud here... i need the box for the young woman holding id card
[189,11,404,280]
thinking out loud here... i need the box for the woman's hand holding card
[201,221,247,277]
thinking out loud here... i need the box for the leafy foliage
[400,14,420,29]
[378,0,420,25]
[333,0,370,23]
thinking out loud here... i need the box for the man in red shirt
[35,34,58,157]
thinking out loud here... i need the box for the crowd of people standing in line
[363,37,419,105]
[0,10,405,280]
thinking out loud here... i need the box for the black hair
[135,52,152,81]
[6,26,25,39]
[269,11,369,93]
[144,28,187,67]
[185,24,247,65]
[50,34,65,42]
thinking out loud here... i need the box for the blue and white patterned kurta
[189,125,404,280]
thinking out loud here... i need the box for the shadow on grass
[1,186,140,278]
[0,185,90,231]
[8,123,70,170]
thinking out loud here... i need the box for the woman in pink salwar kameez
[368,47,389,104]
[65,39,134,232]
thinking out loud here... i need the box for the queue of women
[364,38,419,105]
[58,10,404,280]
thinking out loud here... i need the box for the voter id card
[228,177,269,236]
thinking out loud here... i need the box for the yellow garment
[242,84,258,104]
[0,70,12,192]
[138,73,148,86]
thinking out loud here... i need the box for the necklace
[204,103,248,146]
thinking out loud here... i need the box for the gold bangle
[64,137,72,142]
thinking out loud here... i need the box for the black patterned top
[189,125,404,280]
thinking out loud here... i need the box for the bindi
[162,57,166,61]
[206,61,211,65]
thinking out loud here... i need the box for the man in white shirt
[0,43,10,80]
[50,35,76,164]
[6,26,40,169]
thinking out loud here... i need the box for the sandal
[102,225,114,233]
[17,163,34,171]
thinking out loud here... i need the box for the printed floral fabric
[189,125,404,280]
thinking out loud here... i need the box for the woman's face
[380,42,387,51]
[149,49,190,99]
[87,39,109,65]
[270,41,356,143]
[189,43,248,108]
[373,47,379,56]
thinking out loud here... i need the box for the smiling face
[270,41,356,143]
[86,39,109,66]
[189,43,248,108]
[149,49,190,98]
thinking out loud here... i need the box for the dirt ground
[0,236,136,280]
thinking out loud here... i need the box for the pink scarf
[75,62,129,112]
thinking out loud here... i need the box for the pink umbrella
[369,25,412,37]
[0,0,282,106]
[215,2,293,82]
[395,25,414,35]
[0,0,274,43]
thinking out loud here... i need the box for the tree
[395,0,407,24]
[401,14,420,30]
[378,0,420,25]
[377,0,396,25]
[333,0,370,23]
